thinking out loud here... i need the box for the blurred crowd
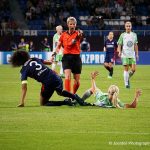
[0,0,150,31]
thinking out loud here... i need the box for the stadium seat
[126,16,131,20]
[81,21,87,26]
[120,16,126,20]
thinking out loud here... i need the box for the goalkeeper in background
[81,71,142,108]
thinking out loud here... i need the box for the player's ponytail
[112,92,118,107]
[108,85,119,107]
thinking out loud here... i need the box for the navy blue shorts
[104,53,114,63]
[41,77,63,103]
[62,54,82,74]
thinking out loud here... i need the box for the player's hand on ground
[135,89,142,98]
[17,103,24,107]
[91,71,99,79]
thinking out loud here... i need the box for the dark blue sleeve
[20,68,28,81]
[32,57,44,63]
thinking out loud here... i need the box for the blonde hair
[108,85,119,107]
[56,25,63,31]
[67,17,77,24]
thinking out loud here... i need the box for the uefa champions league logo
[127,41,133,47]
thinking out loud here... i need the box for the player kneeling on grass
[9,51,85,107]
[81,71,142,108]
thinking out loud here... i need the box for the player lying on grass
[9,51,84,107]
[81,71,142,108]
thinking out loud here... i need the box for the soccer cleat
[126,80,130,88]
[64,98,76,106]
[107,75,112,79]
[128,79,130,88]
[83,102,93,106]
[74,94,85,106]
[125,85,130,89]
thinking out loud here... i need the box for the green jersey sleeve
[134,33,138,44]
[117,33,123,45]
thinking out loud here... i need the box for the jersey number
[29,61,42,70]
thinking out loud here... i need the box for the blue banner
[80,52,105,64]
[0,52,52,64]
[0,51,150,65]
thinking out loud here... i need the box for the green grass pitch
[0,64,150,150]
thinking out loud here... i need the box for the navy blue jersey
[104,39,117,54]
[20,58,59,85]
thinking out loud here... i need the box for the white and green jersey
[53,33,63,55]
[53,33,60,52]
[117,32,138,58]
[94,89,124,108]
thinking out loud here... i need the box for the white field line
[0,130,149,135]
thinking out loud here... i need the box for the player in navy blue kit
[9,51,84,107]
[103,32,117,78]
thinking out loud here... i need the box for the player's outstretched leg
[123,65,130,88]
[44,100,72,106]
[81,89,93,101]
[104,63,111,78]
[57,90,85,106]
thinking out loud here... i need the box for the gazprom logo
[81,52,105,64]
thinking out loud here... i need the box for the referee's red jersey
[59,31,81,54]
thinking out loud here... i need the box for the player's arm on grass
[18,82,27,107]
[125,89,142,108]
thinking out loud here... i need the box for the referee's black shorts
[62,54,82,74]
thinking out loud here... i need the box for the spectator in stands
[80,38,90,52]
[26,9,32,20]
[48,14,56,29]
[10,41,18,51]
[41,37,51,51]
[29,41,35,51]
[18,38,26,51]
[130,15,137,27]
[146,16,150,25]
[98,16,105,30]
[1,19,7,32]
